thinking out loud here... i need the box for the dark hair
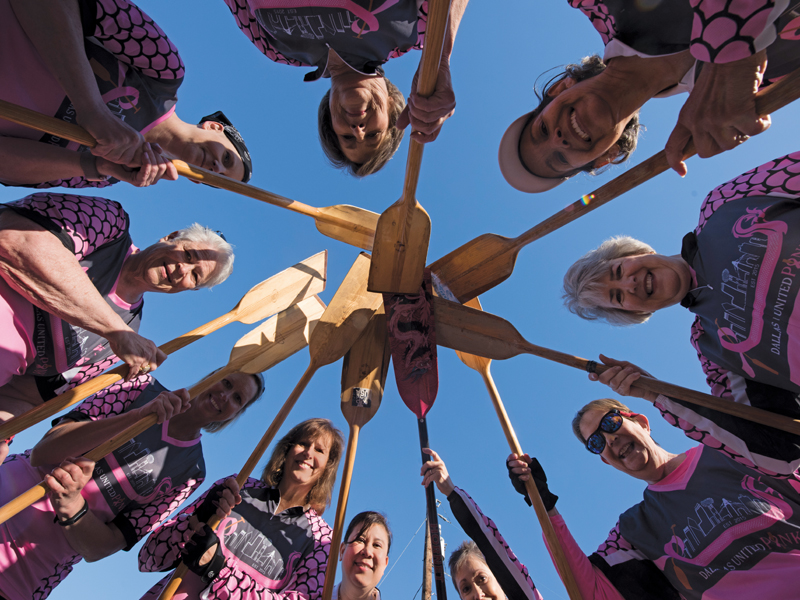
[201,371,266,433]
[532,55,642,175]
[343,511,393,553]
[448,541,488,596]
[318,73,406,177]
[260,418,344,514]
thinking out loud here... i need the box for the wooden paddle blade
[340,307,390,428]
[429,233,518,303]
[309,253,384,368]
[385,270,438,419]
[433,296,526,361]
[233,251,327,324]
[315,205,379,252]
[229,296,326,374]
[368,195,432,294]
[453,297,493,372]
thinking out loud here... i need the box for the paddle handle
[321,425,360,600]
[478,367,584,600]
[418,418,448,600]
[513,66,800,251]
[159,363,317,600]
[422,520,433,600]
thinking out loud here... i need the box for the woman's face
[282,434,331,491]
[518,76,629,179]
[193,372,259,425]
[340,523,390,592]
[329,73,390,165]
[132,235,222,293]
[455,556,504,600]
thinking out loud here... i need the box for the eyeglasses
[585,410,634,455]
[214,230,227,242]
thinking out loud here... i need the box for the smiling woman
[333,511,392,600]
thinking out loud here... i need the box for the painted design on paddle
[384,278,436,384]
[351,387,372,407]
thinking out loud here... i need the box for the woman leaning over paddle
[0,370,265,600]
[138,417,344,600]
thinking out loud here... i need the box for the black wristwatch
[54,499,89,526]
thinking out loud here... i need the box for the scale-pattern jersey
[222,0,427,81]
[0,376,204,600]
[0,192,142,377]
[139,477,331,600]
[0,0,184,189]
[447,487,543,600]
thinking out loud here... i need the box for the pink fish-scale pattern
[72,374,152,420]
[6,193,128,259]
[58,355,124,396]
[128,476,204,542]
[690,0,776,62]
[689,320,734,398]
[459,488,537,590]
[223,0,307,67]
[31,553,82,600]
[91,0,184,79]
[695,151,800,234]
[569,0,618,45]
[33,176,114,190]
[597,523,635,556]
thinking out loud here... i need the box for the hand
[506,453,558,512]
[96,145,178,187]
[105,329,167,382]
[191,477,242,528]
[396,59,456,143]
[665,50,770,176]
[77,105,148,168]
[137,389,192,424]
[587,354,659,403]
[420,448,455,496]
[44,457,95,520]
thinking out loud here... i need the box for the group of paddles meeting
[2,0,800,599]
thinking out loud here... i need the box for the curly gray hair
[562,236,656,326]
[170,223,234,288]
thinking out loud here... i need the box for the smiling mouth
[571,109,590,142]
[210,398,220,412]
[619,441,634,460]
[645,272,653,295]
[164,262,173,284]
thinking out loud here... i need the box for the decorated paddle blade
[384,269,438,419]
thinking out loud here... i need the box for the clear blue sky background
[5,1,800,598]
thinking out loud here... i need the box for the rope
[379,516,427,585]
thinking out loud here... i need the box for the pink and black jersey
[0,192,142,377]
[0,0,184,189]
[223,0,427,81]
[447,487,543,600]
[0,377,204,600]
[139,477,331,600]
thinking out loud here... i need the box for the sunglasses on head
[585,409,634,455]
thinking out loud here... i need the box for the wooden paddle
[455,298,583,600]
[434,296,800,436]
[159,252,383,600]
[0,252,327,440]
[0,100,379,251]
[321,307,391,600]
[422,521,433,600]
[367,0,452,293]
[0,295,325,526]
[429,67,800,302]
[383,270,448,599]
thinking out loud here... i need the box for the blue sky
[5,1,800,598]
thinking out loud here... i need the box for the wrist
[54,497,89,524]
[80,152,109,181]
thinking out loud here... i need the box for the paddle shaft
[418,418,447,600]
[476,365,584,600]
[0,367,230,525]
[321,424,360,600]
[159,363,318,600]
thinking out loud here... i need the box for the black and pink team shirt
[571,0,800,96]
[223,0,427,81]
[139,478,331,600]
[0,192,142,379]
[0,0,184,189]
[0,375,205,600]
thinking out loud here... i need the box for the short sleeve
[690,0,782,63]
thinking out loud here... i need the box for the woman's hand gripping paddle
[0,295,325,526]
[159,252,383,600]
[367,0,452,294]
[455,298,584,600]
[0,252,327,441]
[322,308,391,600]
[384,269,447,600]
[428,67,800,302]
[0,100,379,251]
[434,297,800,435]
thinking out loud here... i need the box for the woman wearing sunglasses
[507,393,800,600]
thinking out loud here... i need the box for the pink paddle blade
[384,269,439,419]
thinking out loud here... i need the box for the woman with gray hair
[563,150,800,402]
[0,191,234,454]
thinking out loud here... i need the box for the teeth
[646,273,653,295]
[619,442,633,460]
[210,398,220,411]
[571,111,590,141]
